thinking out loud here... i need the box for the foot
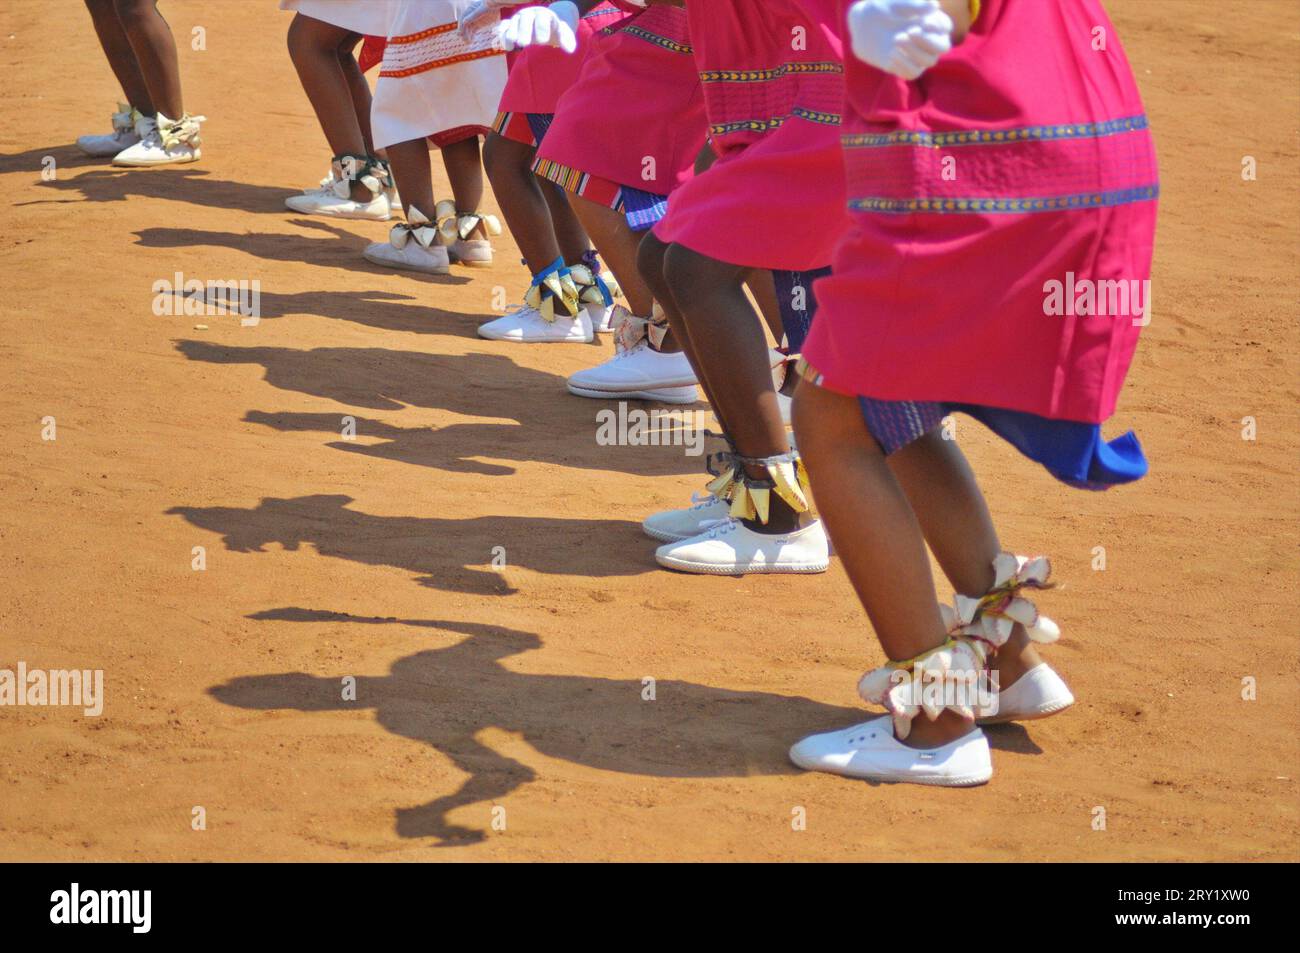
[449,239,494,267]
[589,302,616,333]
[654,517,830,575]
[77,104,141,157]
[789,715,993,786]
[285,187,391,220]
[641,493,731,543]
[567,382,698,403]
[112,112,203,166]
[566,339,698,395]
[363,208,450,274]
[477,305,593,343]
[976,662,1074,724]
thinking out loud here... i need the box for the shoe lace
[688,492,720,511]
[697,517,738,539]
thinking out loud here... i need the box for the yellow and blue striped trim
[617,24,692,55]
[848,184,1160,215]
[843,115,1150,150]
[700,62,843,84]
[710,106,841,136]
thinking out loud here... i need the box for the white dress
[279,0,395,37]
[369,0,508,148]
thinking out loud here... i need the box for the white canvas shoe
[655,517,830,575]
[286,187,391,220]
[790,715,993,786]
[478,305,593,343]
[363,207,450,274]
[112,112,204,166]
[588,302,617,333]
[449,238,494,267]
[77,104,141,157]
[567,382,698,404]
[976,662,1074,724]
[567,339,698,394]
[641,493,731,542]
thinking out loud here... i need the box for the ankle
[899,710,975,749]
[993,627,1043,689]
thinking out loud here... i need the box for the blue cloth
[857,397,1148,490]
[622,186,669,232]
[773,266,832,354]
[525,112,554,145]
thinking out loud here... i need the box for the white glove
[458,0,515,42]
[500,2,580,54]
[847,0,954,80]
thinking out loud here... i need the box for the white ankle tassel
[390,206,437,248]
[858,552,1059,739]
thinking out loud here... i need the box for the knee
[113,0,151,26]
[791,376,839,458]
[481,133,510,181]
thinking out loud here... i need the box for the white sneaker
[790,716,993,786]
[77,104,141,157]
[567,382,699,403]
[641,493,731,542]
[478,305,593,343]
[363,207,450,274]
[655,517,830,575]
[589,302,616,333]
[112,112,203,166]
[567,339,698,394]
[976,662,1074,724]
[449,239,494,267]
[285,183,391,220]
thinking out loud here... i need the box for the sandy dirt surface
[0,0,1296,861]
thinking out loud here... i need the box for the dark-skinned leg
[887,429,1044,688]
[287,15,371,201]
[441,136,489,239]
[792,377,973,748]
[84,0,154,113]
[569,196,688,350]
[638,231,731,427]
[113,0,183,118]
[542,182,592,266]
[483,132,560,272]
[661,242,799,532]
[338,39,376,155]
[385,137,435,221]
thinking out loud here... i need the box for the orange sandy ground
[0,0,1297,861]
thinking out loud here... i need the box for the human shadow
[166,494,656,594]
[158,286,489,336]
[1,144,109,179]
[174,339,705,476]
[14,164,302,213]
[134,219,470,283]
[209,618,870,844]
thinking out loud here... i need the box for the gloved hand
[847,0,954,80]
[500,2,580,53]
[458,0,516,42]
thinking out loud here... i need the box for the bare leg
[887,430,1044,686]
[385,138,435,221]
[570,196,658,318]
[338,41,375,155]
[482,132,560,272]
[441,137,489,239]
[113,0,183,118]
[287,15,371,200]
[791,377,971,748]
[84,0,154,113]
[639,231,731,429]
[746,269,785,343]
[639,233,799,532]
[543,184,592,266]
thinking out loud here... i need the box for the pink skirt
[803,0,1159,423]
[650,0,848,271]
[496,3,625,115]
[536,7,705,196]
